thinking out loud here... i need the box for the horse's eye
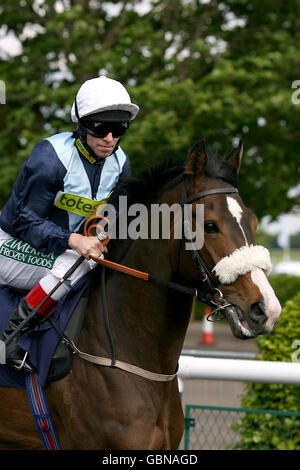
[204,221,219,233]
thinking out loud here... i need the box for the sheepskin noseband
[212,245,272,284]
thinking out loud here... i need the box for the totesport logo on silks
[54,191,107,217]
[0,239,59,269]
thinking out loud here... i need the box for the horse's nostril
[250,301,267,325]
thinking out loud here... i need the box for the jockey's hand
[68,233,108,260]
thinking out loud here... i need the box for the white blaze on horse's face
[251,268,281,331]
[212,195,281,333]
[226,196,249,245]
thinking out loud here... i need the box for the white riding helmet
[71,76,139,122]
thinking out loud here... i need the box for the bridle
[87,176,240,322]
[175,177,239,319]
[85,176,240,320]
[49,175,241,381]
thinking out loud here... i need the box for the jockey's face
[86,132,119,158]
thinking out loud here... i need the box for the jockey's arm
[0,140,84,255]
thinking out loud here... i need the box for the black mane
[124,160,185,206]
[123,148,238,206]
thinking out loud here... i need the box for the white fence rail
[178,355,300,392]
[181,348,257,360]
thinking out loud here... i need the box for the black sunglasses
[82,121,129,138]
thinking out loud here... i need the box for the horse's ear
[228,139,243,174]
[185,140,207,177]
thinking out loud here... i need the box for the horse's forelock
[204,151,238,188]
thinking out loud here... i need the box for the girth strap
[47,268,178,383]
[48,314,177,382]
[70,342,178,382]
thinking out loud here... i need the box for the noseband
[176,177,239,317]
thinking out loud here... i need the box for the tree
[0,0,299,219]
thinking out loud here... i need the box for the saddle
[0,277,90,389]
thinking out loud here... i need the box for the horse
[0,140,281,450]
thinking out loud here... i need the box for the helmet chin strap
[75,122,120,164]
[73,98,121,163]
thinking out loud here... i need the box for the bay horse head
[167,139,281,339]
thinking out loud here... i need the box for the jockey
[0,76,139,372]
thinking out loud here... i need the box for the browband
[181,187,238,205]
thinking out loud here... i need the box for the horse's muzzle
[223,305,254,339]
[247,301,269,331]
[223,302,275,339]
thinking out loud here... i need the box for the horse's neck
[83,237,194,375]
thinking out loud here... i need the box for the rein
[85,179,239,305]
[52,181,239,382]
